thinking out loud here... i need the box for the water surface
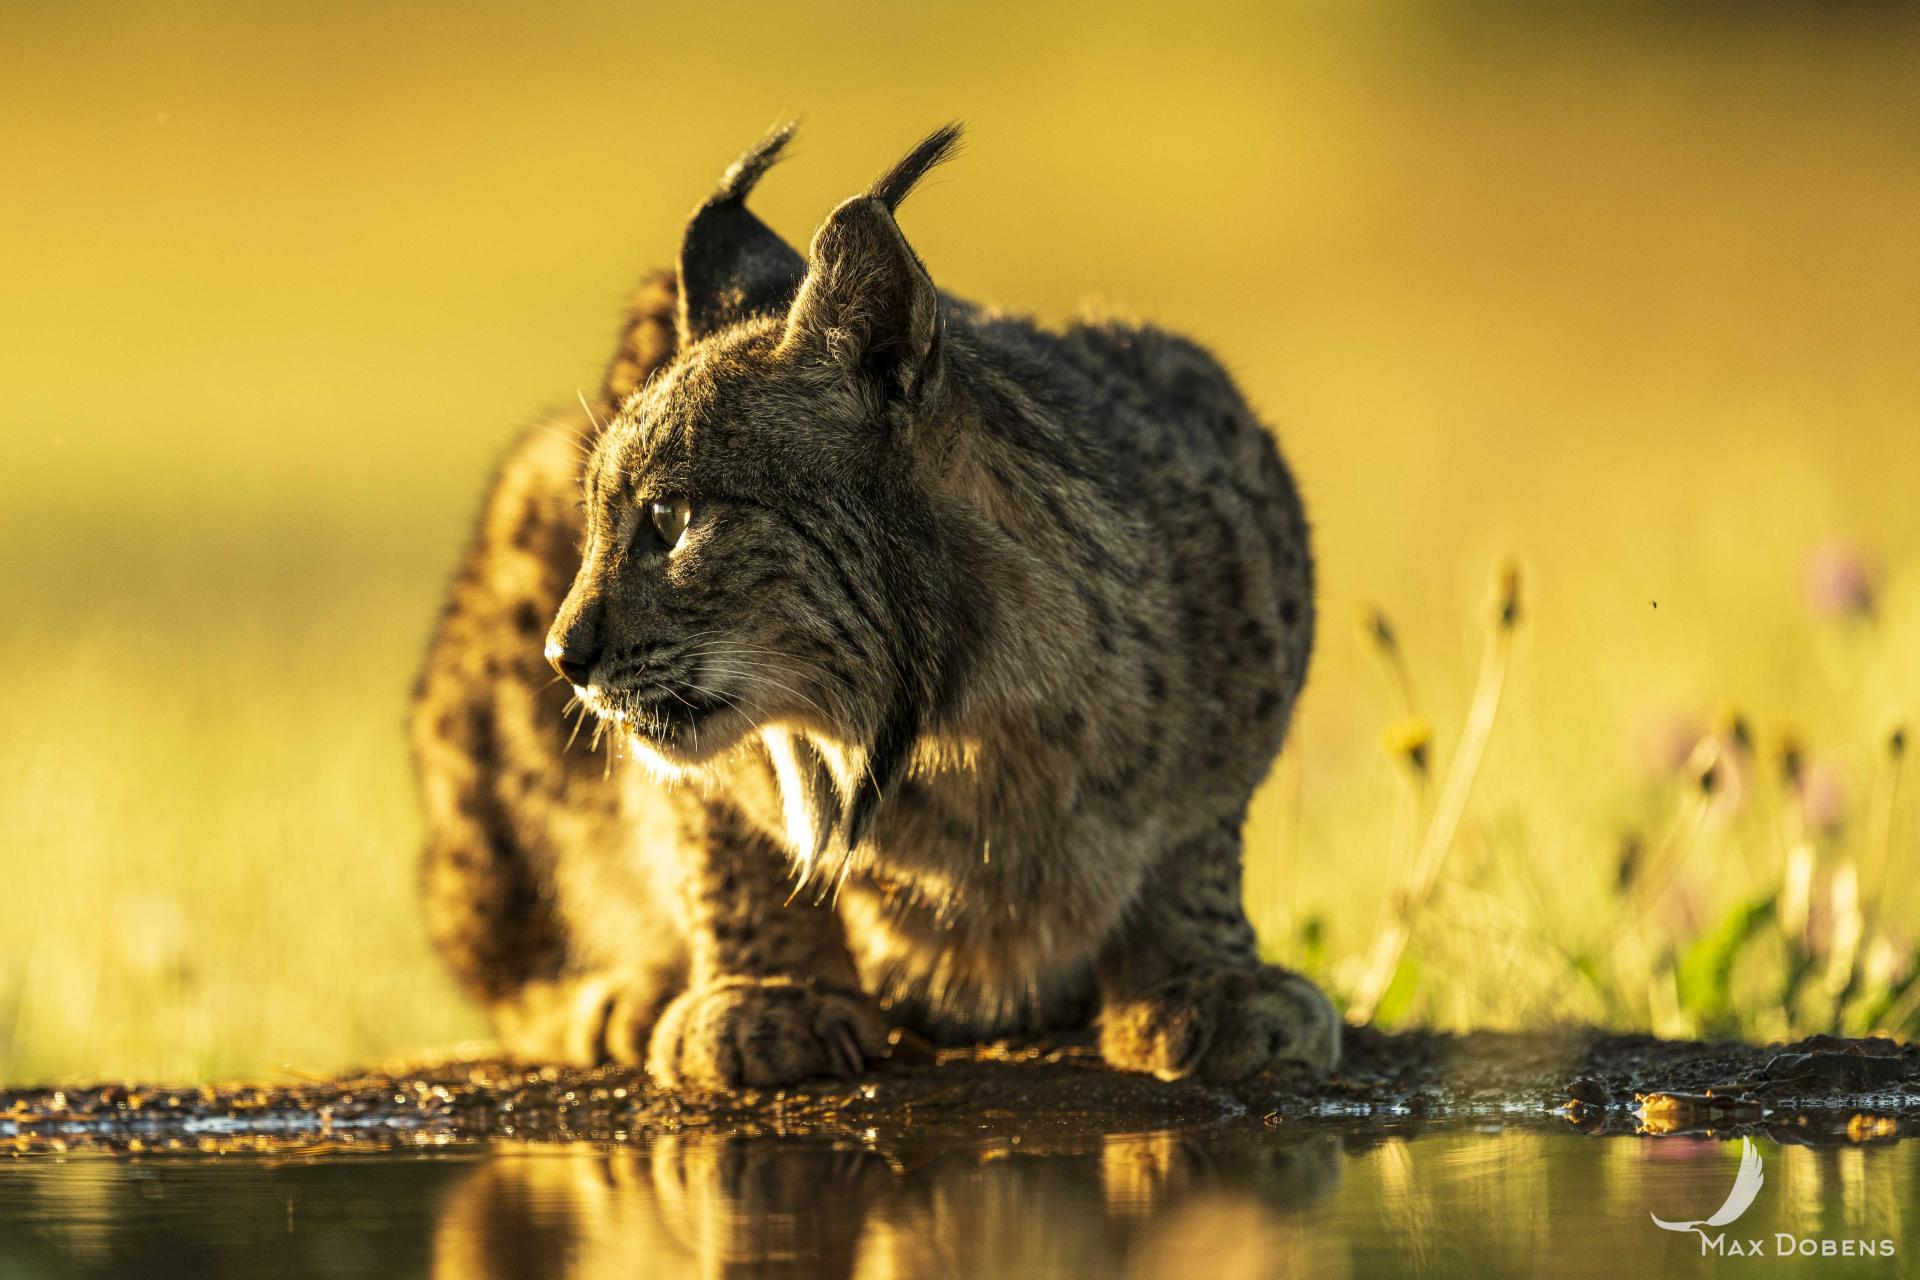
[3,1124,1914,1278]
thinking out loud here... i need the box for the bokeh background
[4,1,1917,1084]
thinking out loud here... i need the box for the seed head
[1615,832,1644,890]
[1488,558,1523,632]
[1356,606,1399,657]
[1718,711,1755,758]
[1379,715,1433,777]
[1777,734,1805,788]
[1687,736,1723,797]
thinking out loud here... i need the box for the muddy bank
[6,1027,1917,1154]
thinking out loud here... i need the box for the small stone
[1566,1077,1609,1107]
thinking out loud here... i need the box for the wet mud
[6,1027,1917,1155]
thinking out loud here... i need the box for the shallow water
[2,1124,1915,1278]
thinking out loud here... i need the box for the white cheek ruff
[629,735,696,786]
[763,726,835,875]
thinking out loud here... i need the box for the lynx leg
[410,273,690,1068]
[416,733,687,1067]
[645,802,891,1089]
[1097,817,1339,1083]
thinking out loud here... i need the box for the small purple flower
[1804,539,1878,621]
[1630,708,1703,779]
[1799,758,1848,837]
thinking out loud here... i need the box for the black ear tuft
[677,121,807,344]
[716,119,798,202]
[867,122,964,211]
[781,124,965,400]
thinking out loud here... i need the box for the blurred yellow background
[4,1,1917,1083]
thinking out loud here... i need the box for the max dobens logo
[1649,1137,1896,1259]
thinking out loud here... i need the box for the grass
[1275,555,1916,1041]
[3,2,1918,1083]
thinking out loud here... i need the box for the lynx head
[548,122,976,843]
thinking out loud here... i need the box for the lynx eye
[645,497,693,551]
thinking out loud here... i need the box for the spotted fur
[411,124,1337,1087]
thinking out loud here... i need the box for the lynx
[411,123,1337,1088]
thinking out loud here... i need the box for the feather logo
[1651,1138,1766,1235]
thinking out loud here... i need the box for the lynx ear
[781,123,962,402]
[677,122,807,345]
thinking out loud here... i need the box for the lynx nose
[545,635,602,687]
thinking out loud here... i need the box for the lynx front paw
[646,977,891,1090]
[1101,965,1340,1083]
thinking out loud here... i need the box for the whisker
[529,413,596,463]
[575,389,607,437]
[693,655,836,722]
[681,678,760,731]
[679,638,859,708]
[680,637,864,694]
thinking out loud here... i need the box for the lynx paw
[1101,965,1340,1083]
[646,976,891,1090]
